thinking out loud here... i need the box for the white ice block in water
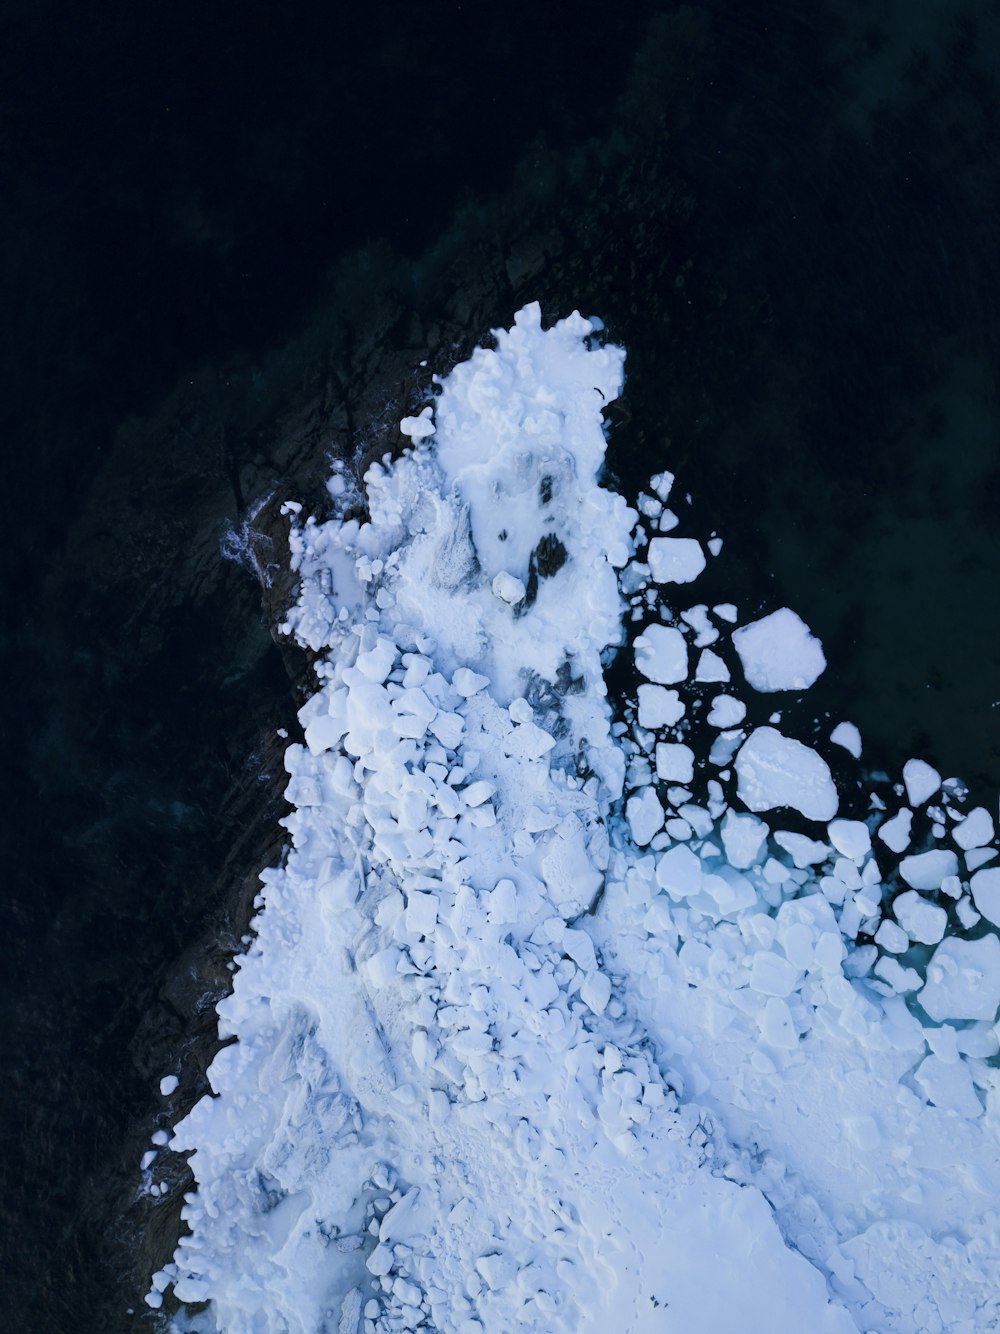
[634,623,688,684]
[735,727,838,822]
[732,608,826,692]
[903,757,941,806]
[830,721,862,758]
[647,536,706,584]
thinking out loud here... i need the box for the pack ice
[151,308,1000,1334]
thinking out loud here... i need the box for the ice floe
[153,306,1000,1334]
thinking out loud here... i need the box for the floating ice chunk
[970,867,1000,926]
[827,819,871,864]
[954,806,996,850]
[655,844,703,898]
[637,684,685,728]
[956,895,981,930]
[655,742,695,784]
[695,649,730,683]
[159,1075,179,1097]
[903,758,941,806]
[732,609,826,693]
[707,535,723,556]
[634,624,688,684]
[647,536,706,584]
[735,727,838,821]
[830,721,862,758]
[626,787,664,846]
[920,935,1000,1021]
[721,810,768,869]
[873,956,923,994]
[878,808,912,854]
[713,602,738,623]
[966,846,998,872]
[874,919,909,953]
[491,571,526,605]
[399,406,435,439]
[649,469,674,501]
[680,604,718,645]
[773,830,830,867]
[708,729,744,767]
[892,890,947,945]
[899,849,958,890]
[707,694,746,727]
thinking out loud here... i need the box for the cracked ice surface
[154,308,1000,1334]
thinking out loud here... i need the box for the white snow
[734,727,838,822]
[155,305,1000,1334]
[732,608,827,693]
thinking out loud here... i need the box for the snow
[734,727,838,822]
[655,741,695,784]
[732,608,827,693]
[155,305,1000,1334]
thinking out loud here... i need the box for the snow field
[154,307,1000,1334]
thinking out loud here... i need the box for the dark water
[2,1,998,1329]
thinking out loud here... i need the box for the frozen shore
[150,307,1000,1333]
